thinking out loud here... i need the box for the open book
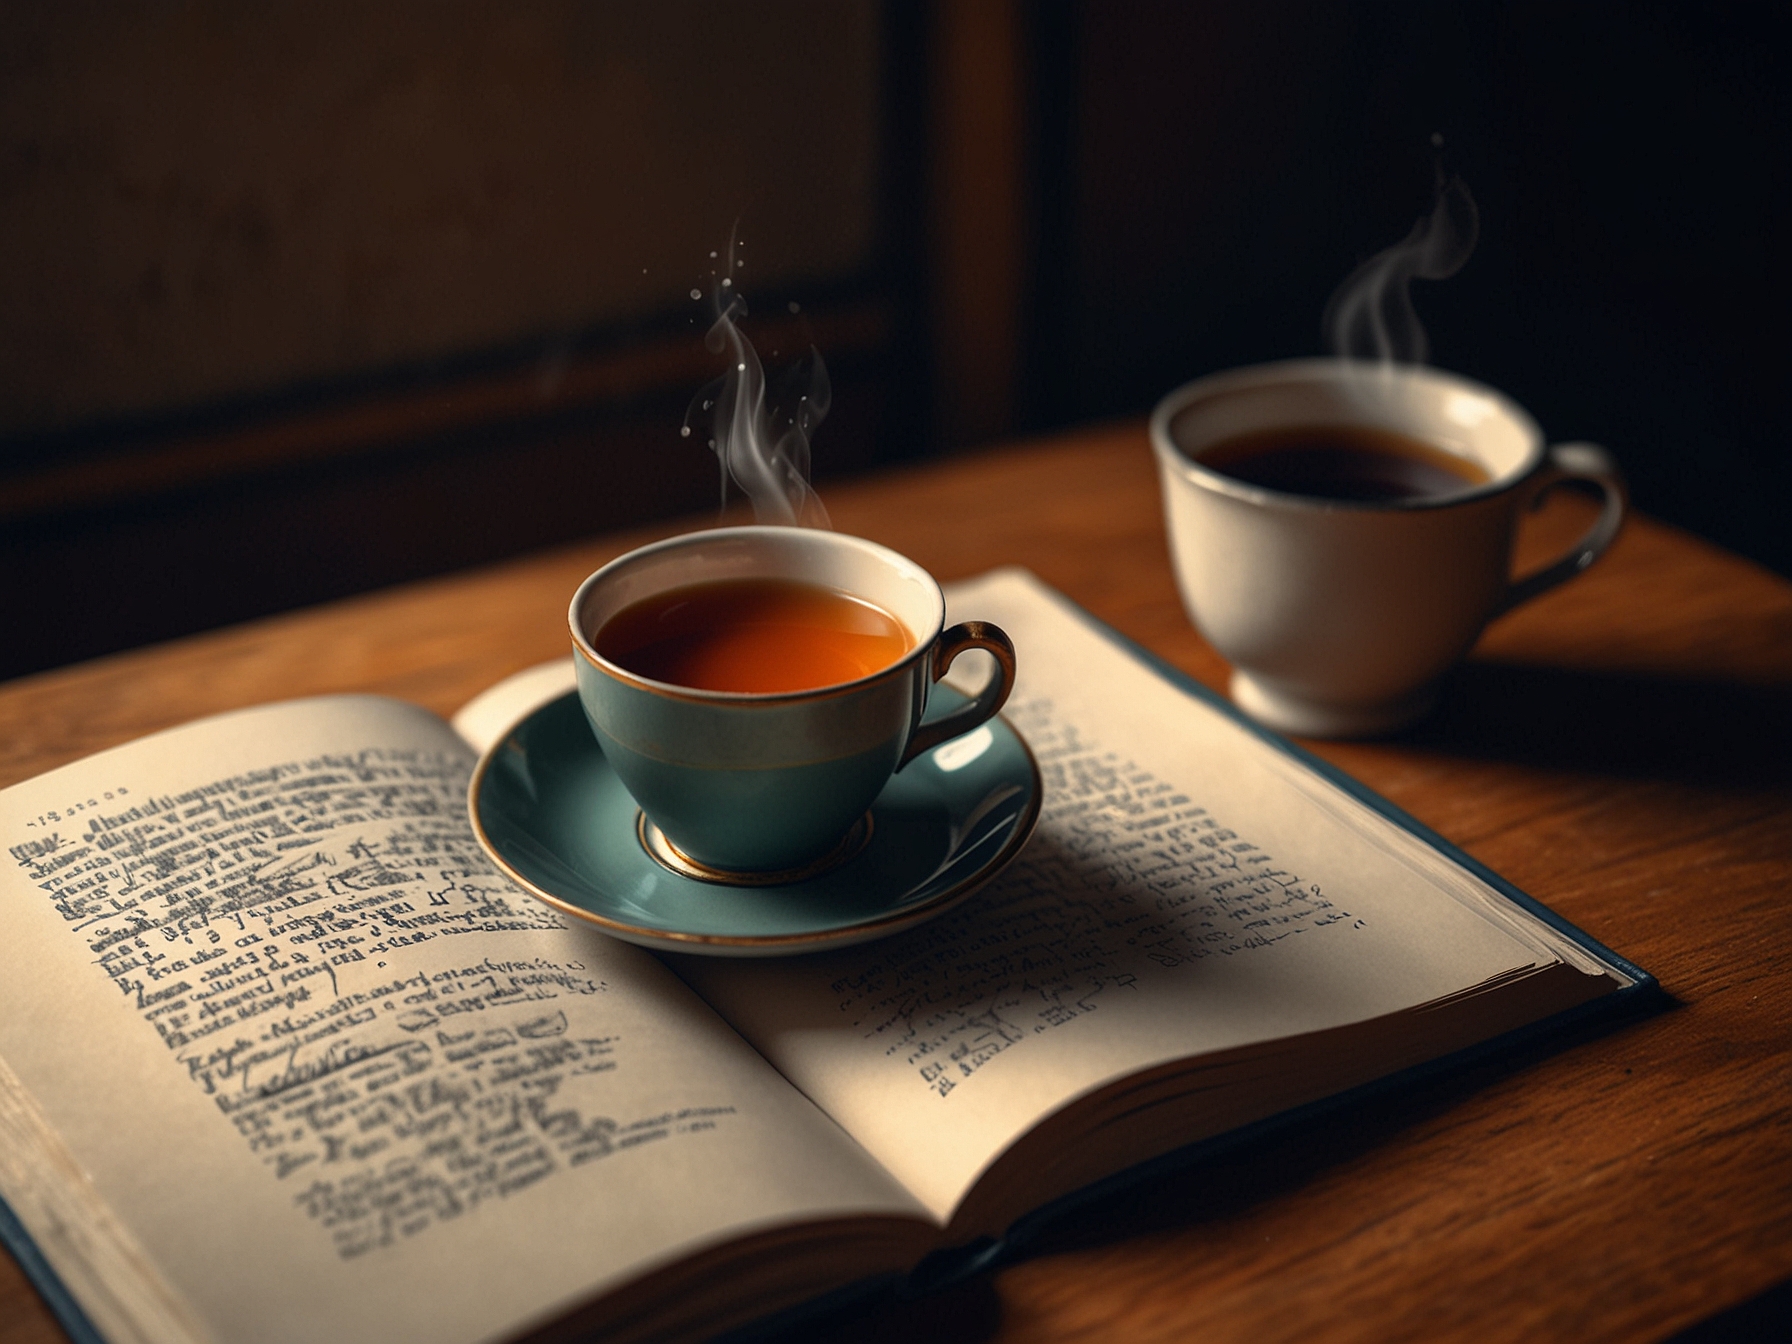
[0,569,1649,1344]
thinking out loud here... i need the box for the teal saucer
[468,691,1041,956]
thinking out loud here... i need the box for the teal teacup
[568,526,1016,877]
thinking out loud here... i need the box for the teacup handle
[1492,441,1628,619]
[897,621,1017,770]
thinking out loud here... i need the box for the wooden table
[3,422,1789,1343]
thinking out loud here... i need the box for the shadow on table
[1404,660,1792,788]
[737,1272,1004,1344]
[1666,1277,1792,1343]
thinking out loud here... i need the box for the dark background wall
[0,0,884,433]
[1028,0,1790,582]
[0,0,915,678]
[2,0,1786,680]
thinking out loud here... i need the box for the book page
[676,568,1620,1224]
[0,698,927,1344]
[452,659,578,755]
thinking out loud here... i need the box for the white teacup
[1151,358,1626,738]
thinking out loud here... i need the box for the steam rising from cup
[1324,159,1479,367]
[682,231,832,528]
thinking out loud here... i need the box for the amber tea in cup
[1200,424,1492,502]
[594,578,915,693]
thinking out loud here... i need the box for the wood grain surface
[2,422,1788,1344]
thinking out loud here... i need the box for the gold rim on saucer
[465,694,1042,952]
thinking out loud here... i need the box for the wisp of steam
[682,231,832,528]
[1324,152,1479,367]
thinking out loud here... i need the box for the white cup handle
[1492,441,1627,619]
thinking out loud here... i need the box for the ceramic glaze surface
[1151,360,1626,737]
[588,724,904,872]
[468,692,1040,955]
